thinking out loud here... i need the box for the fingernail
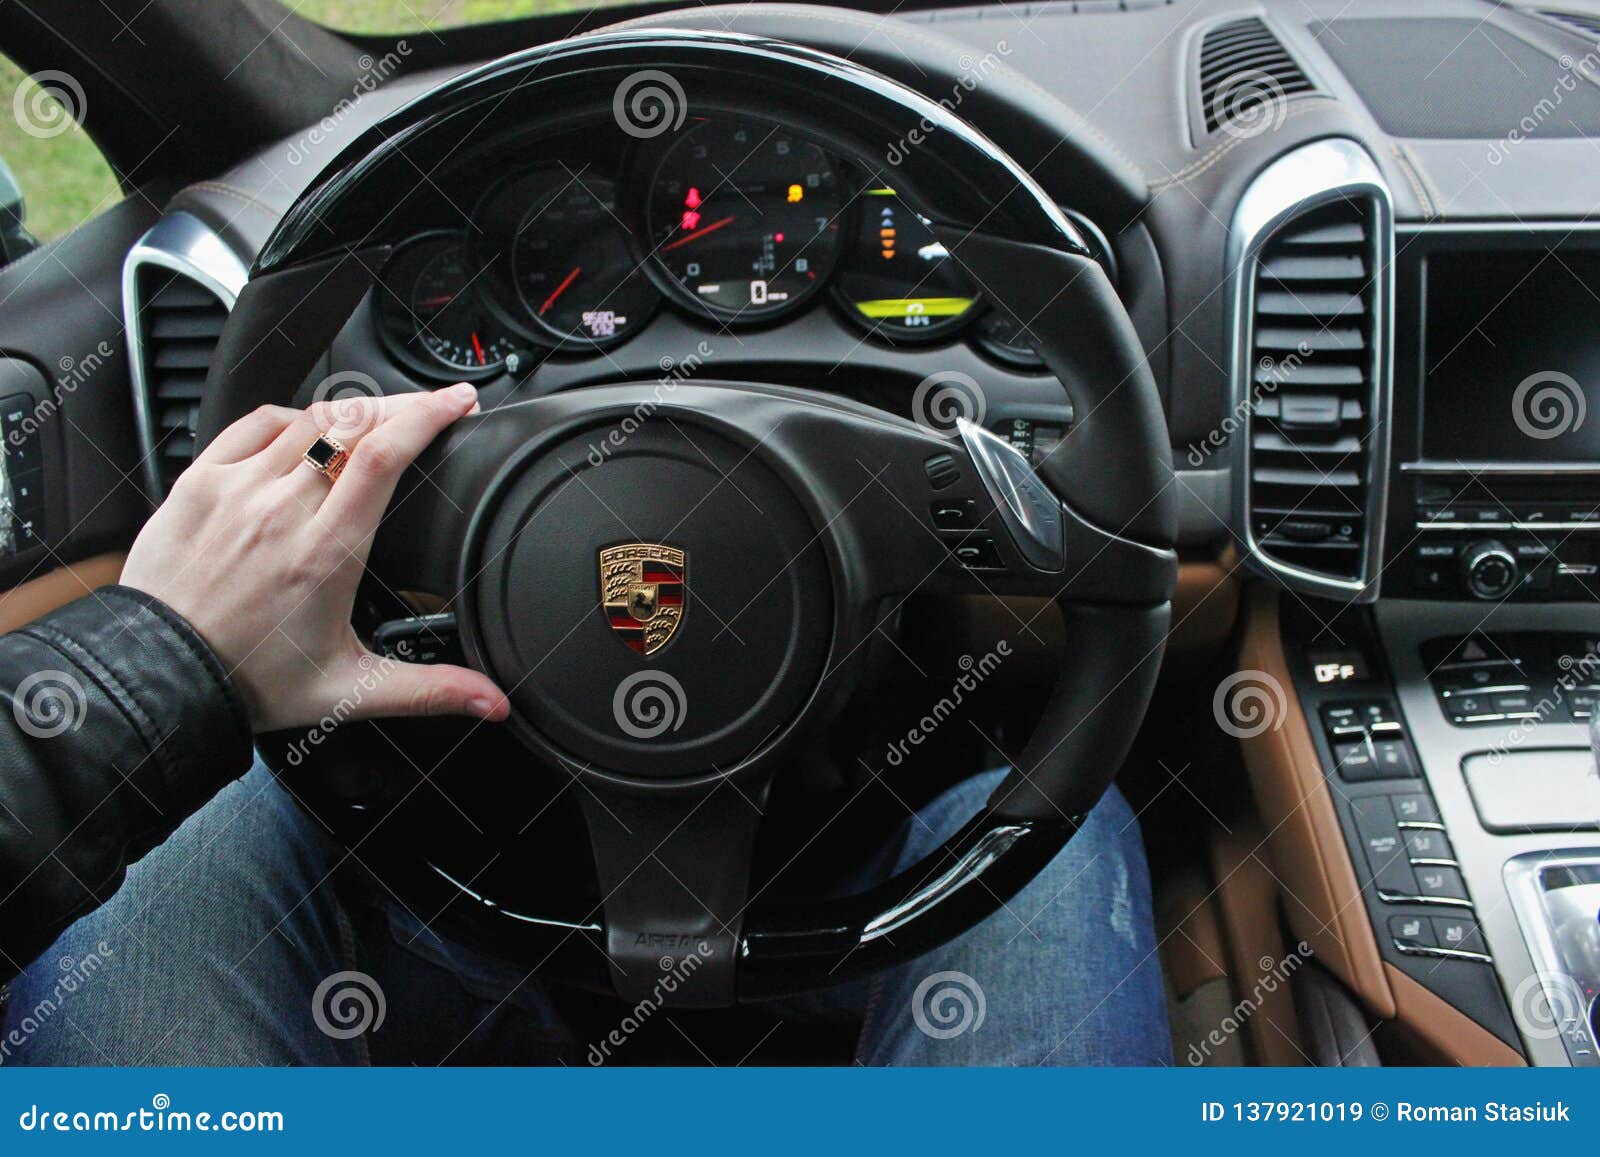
[469,696,497,718]
[449,383,477,406]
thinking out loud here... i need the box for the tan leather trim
[1170,557,1241,653]
[1383,964,1526,1067]
[1236,586,1397,1019]
[1156,867,1229,998]
[0,552,126,633]
[1209,821,1304,1066]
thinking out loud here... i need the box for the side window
[0,55,120,252]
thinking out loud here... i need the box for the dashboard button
[1390,915,1436,949]
[1414,865,1470,902]
[1403,828,1453,861]
[1369,739,1419,779]
[1391,793,1439,824]
[1489,690,1537,717]
[1351,797,1417,897]
[1430,916,1487,955]
[1332,741,1378,781]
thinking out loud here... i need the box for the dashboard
[89,0,1600,1068]
[367,114,1112,384]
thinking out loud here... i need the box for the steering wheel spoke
[574,769,768,1006]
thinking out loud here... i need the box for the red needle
[540,265,582,315]
[416,294,455,307]
[661,215,736,253]
[471,332,485,366]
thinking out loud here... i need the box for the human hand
[120,385,510,731]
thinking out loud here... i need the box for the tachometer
[646,120,844,320]
[511,170,659,347]
[834,188,976,341]
[377,234,516,377]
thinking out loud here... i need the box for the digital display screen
[1422,251,1600,462]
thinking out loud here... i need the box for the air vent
[1243,200,1379,587]
[133,269,226,493]
[1534,9,1600,39]
[1196,16,1318,138]
[123,213,246,500]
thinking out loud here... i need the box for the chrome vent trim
[122,212,247,501]
[1228,138,1393,603]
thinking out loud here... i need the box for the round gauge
[646,120,844,320]
[512,171,658,346]
[377,235,517,377]
[834,188,977,341]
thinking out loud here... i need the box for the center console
[1384,224,1600,601]
[1227,151,1600,1065]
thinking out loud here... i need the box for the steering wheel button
[923,454,961,489]
[930,500,974,530]
[952,539,1003,570]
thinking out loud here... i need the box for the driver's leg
[852,770,1171,1066]
[1,761,364,1065]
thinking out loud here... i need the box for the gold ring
[302,434,350,482]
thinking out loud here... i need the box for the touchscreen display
[1422,250,1600,462]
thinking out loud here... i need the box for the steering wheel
[194,30,1176,1006]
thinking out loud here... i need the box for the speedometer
[511,170,659,347]
[646,120,844,320]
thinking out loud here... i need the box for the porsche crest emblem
[599,543,687,655]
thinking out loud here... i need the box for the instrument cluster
[373,117,1108,379]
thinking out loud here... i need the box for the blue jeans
[2,763,1169,1066]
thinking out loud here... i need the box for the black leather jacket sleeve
[0,585,252,976]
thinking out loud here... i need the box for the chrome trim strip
[1403,460,1600,474]
[1228,138,1394,603]
[122,212,247,501]
[1394,941,1494,964]
[1376,890,1473,908]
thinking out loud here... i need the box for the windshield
[295,0,648,33]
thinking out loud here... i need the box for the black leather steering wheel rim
[196,30,1177,1005]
